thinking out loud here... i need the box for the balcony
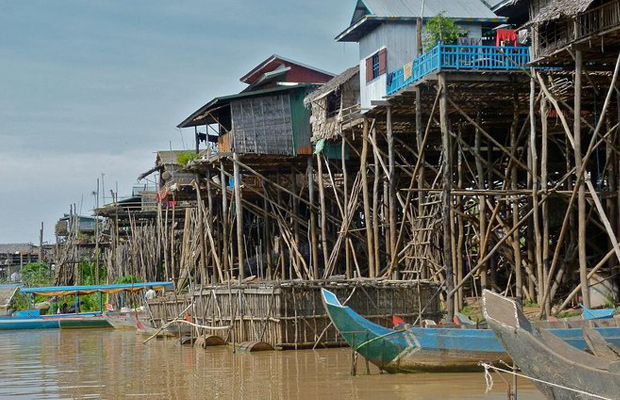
[534,0,620,59]
[387,44,531,95]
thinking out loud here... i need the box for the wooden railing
[578,0,620,37]
[387,44,530,95]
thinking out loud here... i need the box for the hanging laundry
[496,29,517,47]
[517,29,529,45]
[403,62,413,81]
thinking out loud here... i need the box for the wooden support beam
[530,74,544,309]
[316,153,330,277]
[439,73,454,321]
[361,118,375,278]
[575,50,590,308]
[387,106,397,264]
[307,156,319,279]
[233,153,244,282]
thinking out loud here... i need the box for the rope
[480,362,614,400]
[483,365,494,394]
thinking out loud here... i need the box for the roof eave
[336,15,507,42]
[177,98,221,129]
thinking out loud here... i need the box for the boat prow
[321,288,508,372]
[483,289,620,400]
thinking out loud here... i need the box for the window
[372,53,380,80]
[365,48,387,82]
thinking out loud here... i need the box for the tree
[423,13,468,51]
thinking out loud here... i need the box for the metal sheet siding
[290,88,313,156]
[361,0,499,19]
[359,22,417,68]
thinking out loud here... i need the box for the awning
[21,282,174,297]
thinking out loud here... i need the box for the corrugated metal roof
[177,84,316,128]
[360,0,500,20]
[0,243,37,254]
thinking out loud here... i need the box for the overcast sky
[0,1,358,244]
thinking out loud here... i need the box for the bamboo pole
[220,160,229,279]
[540,96,551,314]
[307,156,319,279]
[342,136,352,278]
[439,73,454,321]
[387,106,397,261]
[509,105,522,302]
[317,153,330,275]
[361,118,375,278]
[475,114,488,291]
[529,74,544,308]
[233,153,244,282]
[574,50,590,307]
[372,126,381,274]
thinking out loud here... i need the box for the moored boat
[483,289,620,400]
[0,282,173,331]
[321,288,620,373]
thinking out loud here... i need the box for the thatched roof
[304,66,359,106]
[528,0,596,24]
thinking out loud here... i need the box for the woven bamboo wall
[148,280,440,349]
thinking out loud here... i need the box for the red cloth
[392,315,405,327]
[496,29,517,47]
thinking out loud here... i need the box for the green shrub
[423,13,467,51]
[21,263,53,286]
[177,150,199,166]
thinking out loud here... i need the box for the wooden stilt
[361,118,375,277]
[233,153,244,282]
[574,50,590,307]
[530,74,544,309]
[439,73,454,321]
[307,156,319,279]
[387,106,397,277]
[317,154,330,277]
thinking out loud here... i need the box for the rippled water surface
[0,330,543,399]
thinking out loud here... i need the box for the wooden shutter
[366,56,373,82]
[378,48,387,75]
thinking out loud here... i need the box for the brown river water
[0,329,543,399]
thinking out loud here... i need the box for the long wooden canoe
[321,288,620,373]
[0,313,112,330]
[483,290,620,400]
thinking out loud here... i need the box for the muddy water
[0,330,543,399]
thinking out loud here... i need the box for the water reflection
[0,330,543,399]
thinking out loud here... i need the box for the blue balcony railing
[387,44,531,95]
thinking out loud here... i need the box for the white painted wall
[359,58,387,111]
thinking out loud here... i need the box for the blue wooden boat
[320,289,620,373]
[0,282,173,331]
